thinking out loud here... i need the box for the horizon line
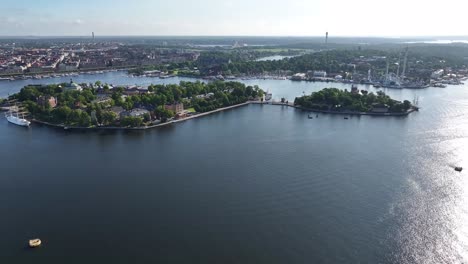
[1,35,468,39]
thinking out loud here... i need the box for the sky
[0,0,467,37]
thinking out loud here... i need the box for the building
[371,104,389,113]
[120,108,150,119]
[62,80,83,91]
[37,96,57,108]
[291,73,307,81]
[431,69,444,79]
[109,106,125,117]
[58,62,79,72]
[165,102,184,114]
[313,71,327,78]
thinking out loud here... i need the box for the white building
[313,71,327,78]
[62,80,83,91]
[431,69,444,79]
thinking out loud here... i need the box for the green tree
[121,116,143,127]
[102,111,117,126]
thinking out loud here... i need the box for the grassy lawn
[186,107,196,113]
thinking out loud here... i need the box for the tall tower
[92,32,95,40]
[396,52,401,76]
[401,47,408,78]
[385,59,389,81]
[325,32,330,74]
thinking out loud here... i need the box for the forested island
[11,80,264,128]
[294,88,415,115]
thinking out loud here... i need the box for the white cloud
[74,19,84,25]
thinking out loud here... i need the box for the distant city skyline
[1,0,467,37]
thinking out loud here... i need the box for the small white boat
[29,238,41,248]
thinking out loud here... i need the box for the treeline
[199,48,467,80]
[203,50,387,76]
[294,88,412,113]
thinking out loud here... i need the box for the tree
[121,116,143,127]
[143,113,151,122]
[403,100,412,111]
[52,106,72,122]
[102,111,117,126]
[79,111,91,127]
[154,106,174,122]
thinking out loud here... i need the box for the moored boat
[5,109,30,127]
[29,238,41,248]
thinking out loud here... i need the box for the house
[165,102,184,114]
[120,108,150,119]
[37,96,57,108]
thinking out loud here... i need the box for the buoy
[29,238,41,248]
[455,167,463,172]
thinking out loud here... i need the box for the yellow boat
[29,239,41,248]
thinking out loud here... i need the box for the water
[255,55,295,61]
[405,40,468,44]
[1,72,468,263]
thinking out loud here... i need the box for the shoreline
[251,101,417,116]
[29,101,417,132]
[292,105,418,116]
[31,101,251,131]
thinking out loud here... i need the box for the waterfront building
[62,80,83,91]
[313,71,327,78]
[165,102,184,114]
[291,73,307,80]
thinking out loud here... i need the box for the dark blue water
[1,73,468,263]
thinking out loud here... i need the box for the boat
[455,167,463,172]
[29,238,41,248]
[344,117,349,119]
[308,115,313,119]
[5,109,30,127]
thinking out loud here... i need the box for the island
[293,87,417,115]
[9,80,265,129]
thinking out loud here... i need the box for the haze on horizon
[1,0,467,37]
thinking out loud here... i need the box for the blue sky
[1,0,467,36]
